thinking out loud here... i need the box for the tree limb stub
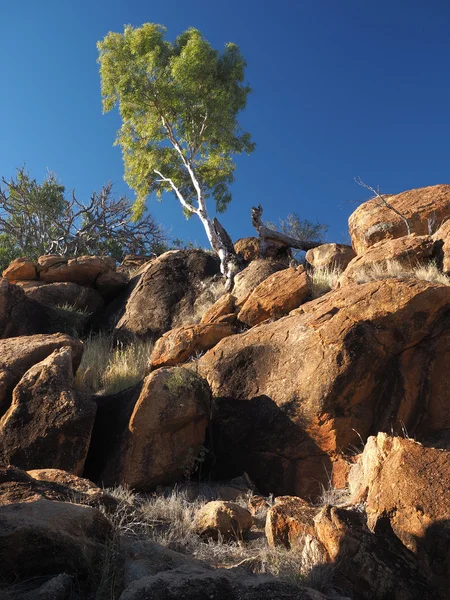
[251,205,322,251]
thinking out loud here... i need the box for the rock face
[2,257,38,280]
[198,278,450,497]
[265,496,319,549]
[349,433,450,595]
[0,498,111,583]
[150,323,235,368]
[0,279,52,338]
[112,250,220,342]
[200,293,236,325]
[305,244,356,271]
[0,333,83,417]
[193,501,253,540]
[313,505,434,600]
[232,259,287,306]
[349,184,450,254]
[234,236,261,262]
[118,367,211,489]
[339,235,437,285]
[0,347,96,475]
[19,280,104,313]
[238,266,310,326]
[38,254,116,286]
[433,218,450,274]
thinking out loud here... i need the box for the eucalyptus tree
[97,23,255,283]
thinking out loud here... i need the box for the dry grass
[75,333,153,395]
[308,266,342,298]
[354,259,450,285]
[185,277,227,325]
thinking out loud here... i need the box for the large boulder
[116,367,210,490]
[108,250,220,342]
[0,279,52,338]
[198,278,450,497]
[265,496,319,549]
[305,244,356,271]
[193,500,253,540]
[349,184,450,254]
[348,433,450,594]
[0,498,111,584]
[234,237,261,262]
[338,235,437,286]
[238,266,310,326]
[0,347,96,475]
[0,333,82,417]
[37,254,116,286]
[150,323,235,369]
[2,257,37,281]
[231,259,287,306]
[18,280,104,313]
[200,293,236,325]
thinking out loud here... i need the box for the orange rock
[238,266,309,326]
[232,258,287,306]
[2,257,37,281]
[234,237,261,262]
[150,322,235,368]
[193,500,253,540]
[265,496,319,549]
[339,235,436,285]
[38,255,116,286]
[349,184,450,254]
[200,293,236,325]
[433,219,450,274]
[306,244,355,271]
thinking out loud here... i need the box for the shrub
[308,266,342,298]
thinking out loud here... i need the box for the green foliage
[98,23,255,219]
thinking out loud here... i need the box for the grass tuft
[308,266,342,298]
[354,259,450,286]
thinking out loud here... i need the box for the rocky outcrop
[198,278,450,497]
[234,236,261,262]
[305,244,356,271]
[117,367,210,489]
[18,280,104,313]
[0,279,52,338]
[238,266,309,326]
[0,333,82,416]
[38,254,115,285]
[194,500,253,540]
[150,323,235,368]
[349,184,450,254]
[111,250,220,342]
[2,257,37,281]
[0,347,96,475]
[232,259,287,306]
[265,496,319,549]
[200,293,236,325]
[339,234,437,285]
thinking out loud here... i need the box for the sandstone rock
[2,257,37,281]
[238,266,309,326]
[234,237,261,262]
[38,255,116,286]
[349,184,450,254]
[150,323,235,368]
[200,293,236,325]
[0,333,82,417]
[0,347,96,475]
[19,280,104,312]
[194,500,253,540]
[313,505,434,600]
[265,496,319,549]
[339,235,436,285]
[111,250,220,342]
[118,367,210,489]
[433,218,450,274]
[305,244,356,271]
[232,259,287,306]
[349,433,450,594]
[0,498,111,583]
[0,279,52,338]
[198,278,450,497]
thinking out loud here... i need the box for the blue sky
[1,0,449,248]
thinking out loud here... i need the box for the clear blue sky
[1,0,449,247]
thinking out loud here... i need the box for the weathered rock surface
[95,269,128,300]
[0,333,82,417]
[0,498,111,583]
[433,218,450,274]
[200,293,236,325]
[150,323,235,368]
[238,266,309,326]
[2,257,37,281]
[0,347,96,475]
[19,280,104,313]
[265,496,319,549]
[194,500,253,540]
[305,244,356,271]
[232,258,287,306]
[20,573,74,600]
[349,184,450,254]
[117,367,210,489]
[339,235,436,285]
[38,254,116,286]
[313,505,434,600]
[0,279,52,338]
[198,278,450,497]
[110,250,220,342]
[234,236,261,262]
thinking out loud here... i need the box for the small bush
[51,303,92,338]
